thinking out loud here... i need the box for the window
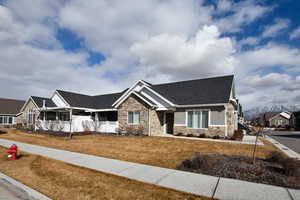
[187,110,209,129]
[0,116,2,124]
[58,112,70,121]
[8,117,13,124]
[3,116,8,124]
[128,111,140,124]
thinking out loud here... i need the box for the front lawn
[0,146,209,200]
[0,128,279,169]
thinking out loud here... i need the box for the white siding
[52,93,67,107]
[140,87,172,109]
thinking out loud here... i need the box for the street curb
[0,172,52,200]
[265,135,300,160]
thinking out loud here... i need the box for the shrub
[136,125,144,136]
[186,133,194,137]
[266,151,300,176]
[124,126,134,135]
[231,129,244,141]
[16,123,23,129]
[212,135,220,139]
[174,132,183,136]
[198,133,206,138]
[124,125,145,136]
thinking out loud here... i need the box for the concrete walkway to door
[0,138,299,200]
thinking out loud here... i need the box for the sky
[0,0,300,110]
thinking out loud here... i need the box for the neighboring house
[19,75,240,137]
[0,98,25,127]
[259,112,292,128]
[291,111,300,130]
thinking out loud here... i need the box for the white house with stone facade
[18,75,240,137]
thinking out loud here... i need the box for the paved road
[0,178,33,200]
[268,131,300,154]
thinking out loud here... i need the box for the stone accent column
[149,110,164,135]
[226,103,235,137]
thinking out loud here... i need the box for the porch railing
[36,120,118,133]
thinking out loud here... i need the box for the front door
[166,112,174,134]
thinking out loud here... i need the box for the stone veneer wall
[118,95,165,135]
[174,126,226,137]
[149,110,164,135]
[226,103,236,137]
[118,95,150,135]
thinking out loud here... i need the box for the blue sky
[0,0,300,109]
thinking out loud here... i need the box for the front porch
[36,109,119,133]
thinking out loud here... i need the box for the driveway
[268,131,300,154]
[0,178,33,200]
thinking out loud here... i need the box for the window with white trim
[128,111,140,124]
[8,117,13,124]
[187,110,209,128]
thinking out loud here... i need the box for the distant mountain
[244,105,300,120]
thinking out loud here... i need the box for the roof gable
[31,96,56,108]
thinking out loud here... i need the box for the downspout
[225,104,228,137]
[148,108,151,136]
[69,109,73,137]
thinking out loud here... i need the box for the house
[0,98,25,127]
[19,75,239,137]
[259,112,292,128]
[291,111,300,130]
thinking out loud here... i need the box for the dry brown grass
[0,146,211,200]
[0,128,279,169]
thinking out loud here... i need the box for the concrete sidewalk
[0,172,51,200]
[0,138,299,200]
[156,134,264,145]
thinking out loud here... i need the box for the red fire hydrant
[7,144,18,160]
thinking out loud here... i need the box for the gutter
[174,103,227,108]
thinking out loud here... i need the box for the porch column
[95,112,99,132]
[163,112,166,134]
[56,112,58,120]
[69,109,73,133]
[43,111,46,122]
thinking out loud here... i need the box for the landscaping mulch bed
[0,130,7,134]
[177,152,300,189]
[23,129,147,137]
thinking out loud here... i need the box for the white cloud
[0,4,121,99]
[216,0,233,13]
[237,43,300,75]
[215,0,273,33]
[130,25,236,80]
[243,73,291,88]
[238,36,260,47]
[238,73,300,108]
[290,26,300,40]
[59,0,213,55]
[262,18,290,38]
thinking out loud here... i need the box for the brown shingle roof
[0,98,25,115]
